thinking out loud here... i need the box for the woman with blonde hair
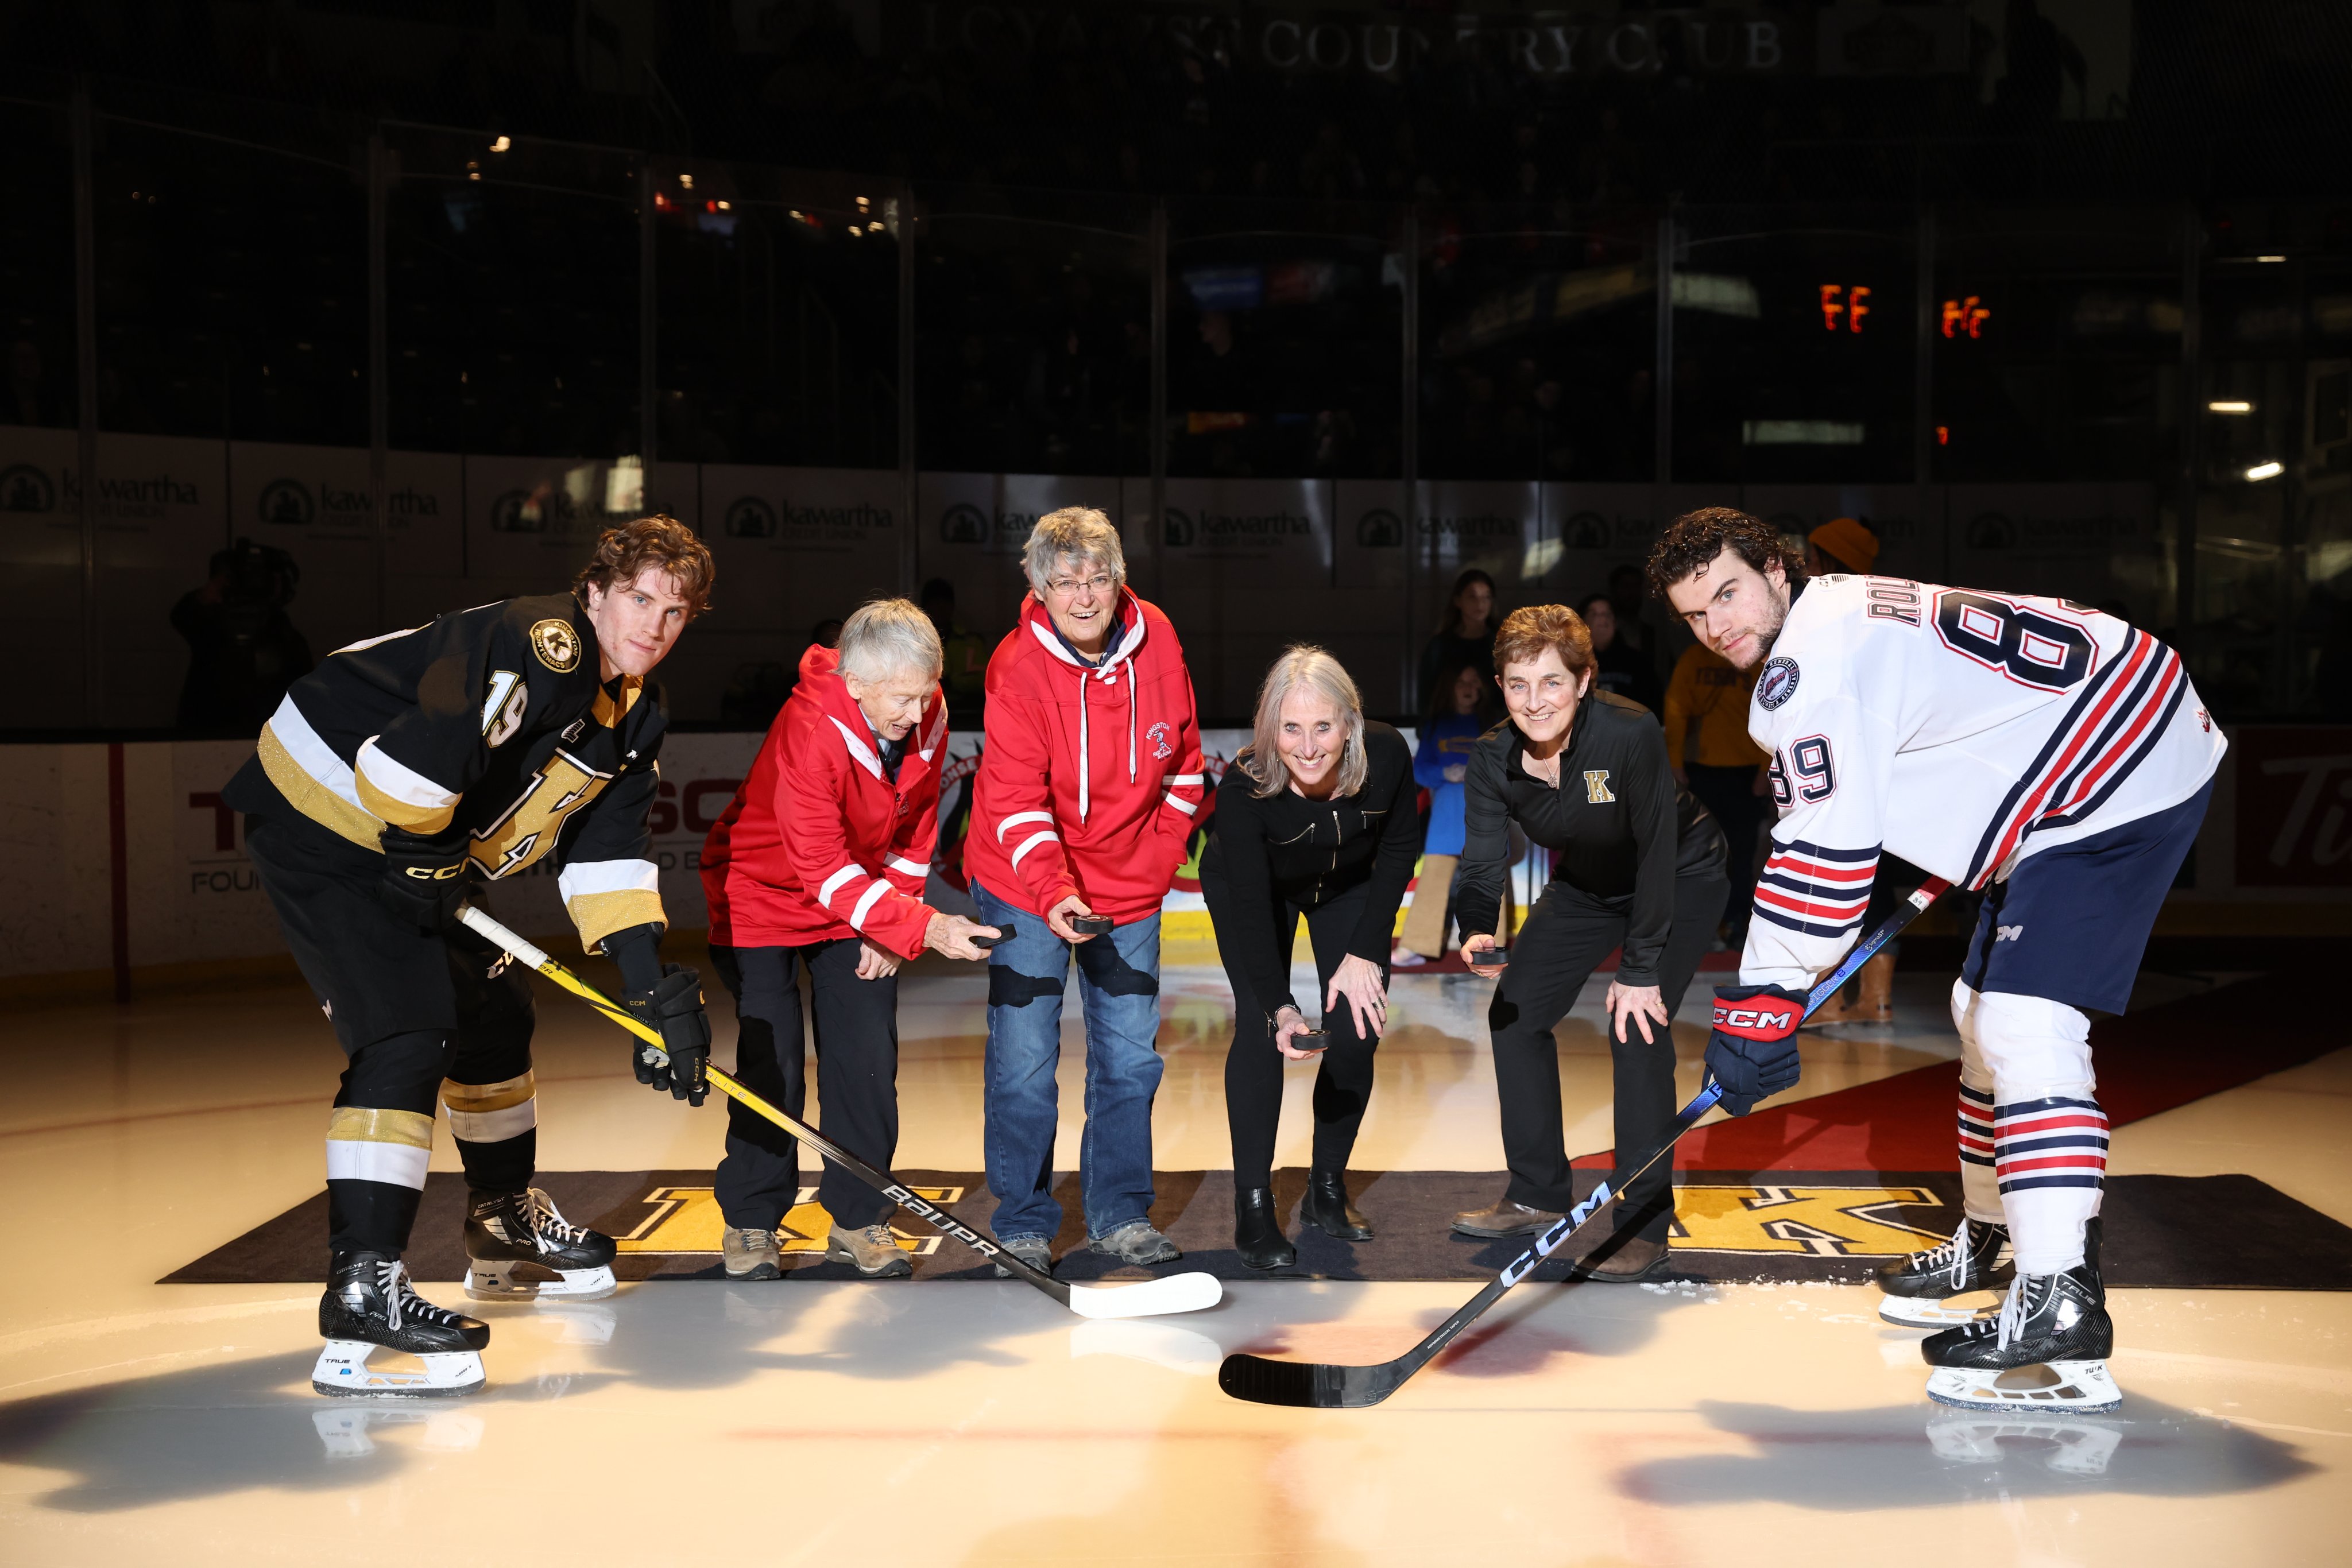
[1200,646,1422,1269]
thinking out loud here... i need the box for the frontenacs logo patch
[1758,656,1800,710]
[529,618,581,672]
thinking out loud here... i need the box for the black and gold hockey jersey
[223,593,668,950]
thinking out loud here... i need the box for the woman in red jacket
[701,599,999,1280]
[965,508,1205,1276]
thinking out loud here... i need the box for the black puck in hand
[970,932,1005,949]
[1482,950,1510,967]
[1070,915,1115,936]
[1291,1029,1329,1052]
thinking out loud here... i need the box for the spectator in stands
[1663,636,1767,946]
[1418,568,1497,711]
[1395,656,1499,966]
[1579,591,1662,717]
[965,508,1206,1276]
[1201,646,1420,1268]
[920,577,988,728]
[172,538,313,736]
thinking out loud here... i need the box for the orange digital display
[1941,296,1991,338]
[1820,284,1872,332]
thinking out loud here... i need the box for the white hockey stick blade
[1065,1270,1223,1319]
[1925,1359,2121,1414]
[1878,1290,2001,1328]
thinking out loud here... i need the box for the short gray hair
[837,597,943,684]
[1022,506,1126,597]
[1239,645,1368,800]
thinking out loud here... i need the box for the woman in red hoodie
[701,599,999,1281]
[965,508,1205,1276]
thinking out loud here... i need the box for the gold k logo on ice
[614,1185,961,1257]
[1583,769,1615,804]
[1670,1185,1947,1256]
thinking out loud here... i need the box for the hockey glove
[1704,982,1808,1116]
[377,825,474,933]
[624,963,711,1106]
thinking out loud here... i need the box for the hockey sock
[443,1070,538,1196]
[1949,982,2005,1223]
[327,1029,452,1255]
[1972,990,2104,1276]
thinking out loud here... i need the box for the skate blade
[1925,1359,2120,1415]
[312,1341,485,1400]
[1878,1291,2001,1329]
[465,1263,617,1303]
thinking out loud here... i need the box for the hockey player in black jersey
[223,514,719,1399]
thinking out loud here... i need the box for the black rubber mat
[164,1168,2352,1290]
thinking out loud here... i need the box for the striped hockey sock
[1955,1078,2001,1224]
[1993,1093,2109,1275]
[443,1071,537,1195]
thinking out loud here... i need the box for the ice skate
[1875,1217,2012,1327]
[314,1251,490,1399]
[1921,1263,2119,1415]
[464,1187,618,1302]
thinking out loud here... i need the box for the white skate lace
[1991,1273,2051,1352]
[525,1190,591,1250]
[375,1258,457,1333]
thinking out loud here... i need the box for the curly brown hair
[1644,506,1804,601]
[572,514,715,617]
[1492,603,1595,680]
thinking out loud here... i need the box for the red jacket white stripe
[701,643,946,957]
[964,590,1205,922]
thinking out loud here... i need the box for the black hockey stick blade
[1216,876,1950,1408]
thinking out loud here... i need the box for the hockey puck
[1290,1029,1329,1052]
[970,931,1006,950]
[1477,948,1510,967]
[1070,915,1115,936]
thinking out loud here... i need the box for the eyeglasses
[1045,572,1117,599]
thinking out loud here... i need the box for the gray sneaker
[722,1226,782,1281]
[827,1221,915,1279]
[1090,1221,1181,1266]
[991,1235,1054,1279]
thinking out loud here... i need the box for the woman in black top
[1452,605,1728,1282]
[1201,646,1422,1269]
[1417,568,1496,712]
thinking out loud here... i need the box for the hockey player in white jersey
[1650,508,2223,1414]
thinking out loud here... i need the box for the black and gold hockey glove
[624,965,711,1106]
[378,825,473,932]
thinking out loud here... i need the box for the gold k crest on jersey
[529,618,582,672]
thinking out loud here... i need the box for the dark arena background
[1,3,2348,1564]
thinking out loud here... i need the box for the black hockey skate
[1875,1218,2012,1327]
[315,1251,490,1399]
[464,1187,618,1302]
[1921,1256,2117,1415]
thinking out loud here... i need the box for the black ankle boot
[1301,1169,1373,1241]
[1233,1187,1296,1271]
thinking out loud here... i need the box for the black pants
[1684,763,1763,940]
[245,811,536,1258]
[1489,870,1727,1241]
[1203,873,1384,1189]
[711,940,900,1231]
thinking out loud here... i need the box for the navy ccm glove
[1704,983,1808,1116]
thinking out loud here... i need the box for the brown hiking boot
[1809,953,1895,1027]
[827,1222,915,1278]
[1564,1232,1670,1283]
[722,1226,783,1281]
[1450,1197,1557,1238]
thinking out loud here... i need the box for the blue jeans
[972,881,1165,1244]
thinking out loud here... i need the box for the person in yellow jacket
[1664,636,1767,944]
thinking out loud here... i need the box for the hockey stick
[1217,874,1953,1408]
[458,907,1221,1321]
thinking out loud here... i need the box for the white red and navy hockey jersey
[1739,574,2225,990]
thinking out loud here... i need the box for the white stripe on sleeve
[557,859,661,901]
[885,854,930,878]
[1008,830,1059,868]
[996,809,1054,843]
[1167,773,1205,786]
[848,881,891,930]
[817,865,863,907]
[1161,792,1198,816]
[355,737,462,810]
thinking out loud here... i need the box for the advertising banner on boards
[1152,477,1335,717]
[95,433,231,727]
[462,456,700,584]
[919,471,1120,637]
[0,424,86,727]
